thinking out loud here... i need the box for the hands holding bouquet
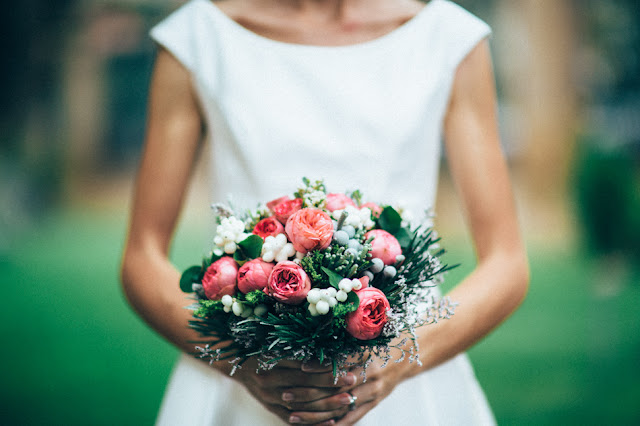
[180,178,458,424]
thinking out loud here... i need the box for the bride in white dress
[121,0,529,424]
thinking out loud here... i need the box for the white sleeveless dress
[151,0,495,424]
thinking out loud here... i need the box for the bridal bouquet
[180,178,457,377]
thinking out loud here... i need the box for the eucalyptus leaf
[180,265,202,293]
[379,206,402,234]
[321,266,344,289]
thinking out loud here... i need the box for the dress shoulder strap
[149,0,212,72]
[430,0,492,71]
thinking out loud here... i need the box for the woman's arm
[334,40,529,425]
[120,49,354,424]
[120,48,205,354]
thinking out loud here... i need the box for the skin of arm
[120,48,356,425]
[329,40,530,425]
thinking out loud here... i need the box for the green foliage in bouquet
[179,179,458,376]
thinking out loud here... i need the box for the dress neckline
[198,0,440,52]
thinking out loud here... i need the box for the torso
[212,0,427,46]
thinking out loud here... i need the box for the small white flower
[262,233,295,262]
[213,216,249,255]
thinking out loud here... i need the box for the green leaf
[321,266,344,289]
[180,265,202,293]
[233,250,247,263]
[379,206,402,234]
[346,291,360,310]
[238,234,264,260]
[394,228,413,249]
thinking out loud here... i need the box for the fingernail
[340,395,353,405]
[344,373,357,386]
[282,392,294,402]
[289,415,301,423]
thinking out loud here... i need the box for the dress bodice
[150,0,490,214]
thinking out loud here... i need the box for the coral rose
[253,217,285,239]
[325,193,356,212]
[273,198,303,224]
[201,257,238,300]
[365,229,402,266]
[266,195,290,212]
[345,287,390,340]
[285,208,334,253]
[266,261,311,304]
[237,259,274,294]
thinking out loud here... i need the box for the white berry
[316,300,330,315]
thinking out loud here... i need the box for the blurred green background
[1,0,639,425]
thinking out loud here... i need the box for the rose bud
[360,202,383,218]
[253,217,285,239]
[285,208,334,254]
[237,258,275,294]
[365,229,402,266]
[273,198,303,224]
[201,257,239,300]
[345,287,391,340]
[325,193,356,212]
[266,261,311,305]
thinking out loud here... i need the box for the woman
[121,0,529,424]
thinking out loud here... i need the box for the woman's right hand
[230,359,359,425]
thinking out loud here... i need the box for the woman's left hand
[332,352,414,426]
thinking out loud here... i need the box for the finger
[288,406,348,425]
[260,370,358,388]
[334,399,376,426]
[301,360,333,373]
[281,387,343,404]
[272,360,304,369]
[287,391,354,412]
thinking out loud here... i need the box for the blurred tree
[572,0,640,279]
[0,0,76,240]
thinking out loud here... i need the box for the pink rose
[253,217,285,239]
[345,287,390,340]
[365,229,402,266]
[361,202,383,218]
[325,193,356,212]
[237,259,275,294]
[266,261,311,304]
[273,198,303,224]
[266,196,290,212]
[201,257,238,300]
[285,208,334,253]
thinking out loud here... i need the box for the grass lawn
[1,208,638,425]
